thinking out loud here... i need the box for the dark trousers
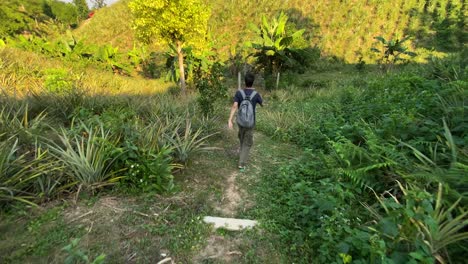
[238,126,253,167]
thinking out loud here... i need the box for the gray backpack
[237,90,257,128]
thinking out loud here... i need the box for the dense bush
[254,55,467,262]
[0,85,219,206]
[0,0,87,37]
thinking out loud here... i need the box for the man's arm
[258,94,263,106]
[228,102,238,129]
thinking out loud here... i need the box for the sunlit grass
[67,0,463,63]
[0,47,172,98]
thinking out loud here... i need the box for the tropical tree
[44,0,79,27]
[91,0,107,9]
[72,0,89,21]
[371,36,416,67]
[247,12,308,89]
[128,0,210,93]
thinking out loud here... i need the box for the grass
[0,205,86,263]
[0,47,172,98]
[72,0,464,63]
[1,12,465,260]
[48,124,123,191]
[0,109,304,263]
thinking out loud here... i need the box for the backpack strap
[239,89,246,100]
[249,91,257,101]
[239,90,257,101]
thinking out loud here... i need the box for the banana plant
[371,36,416,67]
[164,43,214,85]
[247,12,305,75]
[95,44,130,74]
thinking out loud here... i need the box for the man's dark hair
[245,72,255,87]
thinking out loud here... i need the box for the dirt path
[0,126,297,263]
[193,128,250,263]
[192,127,298,263]
[214,171,243,217]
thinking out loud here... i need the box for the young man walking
[228,72,263,171]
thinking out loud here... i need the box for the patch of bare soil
[194,235,244,263]
[64,196,130,224]
[195,130,255,263]
[215,171,242,217]
[198,167,247,263]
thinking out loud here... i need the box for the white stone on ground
[203,216,257,231]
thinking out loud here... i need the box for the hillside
[1,0,467,263]
[74,0,466,63]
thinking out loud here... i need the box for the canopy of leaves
[45,0,79,26]
[128,0,210,48]
[0,0,46,36]
[73,0,90,20]
[0,0,86,37]
[248,12,309,74]
[371,36,417,64]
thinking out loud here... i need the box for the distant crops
[76,0,466,63]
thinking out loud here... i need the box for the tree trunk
[276,72,280,89]
[176,41,186,93]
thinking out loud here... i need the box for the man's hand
[228,102,238,130]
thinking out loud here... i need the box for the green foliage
[401,119,468,206]
[165,118,217,165]
[62,238,106,264]
[426,50,468,82]
[45,0,79,26]
[125,146,175,193]
[95,44,130,74]
[0,0,48,37]
[371,36,416,67]
[329,130,404,190]
[248,12,311,81]
[254,152,369,261]
[254,54,467,262]
[6,34,134,75]
[43,68,74,94]
[129,0,211,90]
[365,183,468,264]
[48,123,123,191]
[195,62,228,116]
[0,137,52,207]
[65,0,467,63]
[0,103,47,144]
[72,0,90,21]
[0,0,86,37]
[128,0,210,47]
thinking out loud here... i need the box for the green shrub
[255,153,370,262]
[254,54,467,262]
[48,123,123,192]
[124,146,175,193]
[362,183,468,264]
[0,103,48,145]
[43,68,74,94]
[0,137,52,207]
[195,62,228,116]
[165,118,217,165]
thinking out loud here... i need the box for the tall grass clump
[0,137,53,207]
[48,123,123,192]
[0,103,48,145]
[164,118,217,166]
